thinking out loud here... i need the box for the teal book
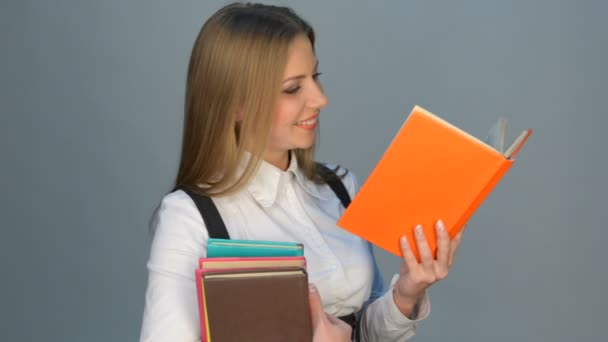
[206,238,304,258]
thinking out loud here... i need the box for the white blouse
[140,154,430,341]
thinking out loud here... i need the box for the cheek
[273,98,301,128]
[269,107,290,142]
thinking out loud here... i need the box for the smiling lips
[295,115,318,130]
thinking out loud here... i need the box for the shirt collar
[246,151,330,207]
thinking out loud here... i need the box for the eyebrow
[282,60,319,84]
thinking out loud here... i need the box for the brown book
[197,267,312,342]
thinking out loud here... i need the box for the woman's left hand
[392,220,465,318]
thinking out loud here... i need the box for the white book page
[483,117,508,153]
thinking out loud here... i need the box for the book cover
[337,105,532,260]
[206,238,304,258]
[197,268,312,342]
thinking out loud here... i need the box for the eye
[283,72,323,95]
[283,85,301,95]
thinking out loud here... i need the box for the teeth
[296,118,317,126]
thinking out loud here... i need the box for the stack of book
[195,238,311,342]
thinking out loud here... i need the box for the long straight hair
[175,2,327,197]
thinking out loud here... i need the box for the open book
[337,105,532,260]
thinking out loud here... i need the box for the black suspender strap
[314,163,359,340]
[314,162,351,208]
[179,187,231,239]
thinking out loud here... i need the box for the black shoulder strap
[313,163,359,341]
[179,187,231,239]
[315,162,351,208]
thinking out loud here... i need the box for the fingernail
[415,225,423,235]
[436,220,445,231]
[400,236,408,247]
[308,283,317,293]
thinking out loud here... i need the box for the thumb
[308,283,325,328]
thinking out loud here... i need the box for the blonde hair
[175,2,327,197]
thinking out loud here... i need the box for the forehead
[284,35,316,75]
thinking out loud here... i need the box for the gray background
[1,0,606,341]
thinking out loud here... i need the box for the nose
[308,81,329,110]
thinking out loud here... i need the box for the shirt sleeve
[341,168,431,341]
[139,191,208,342]
[358,272,430,341]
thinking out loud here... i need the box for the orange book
[337,105,532,260]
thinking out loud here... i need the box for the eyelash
[283,72,323,94]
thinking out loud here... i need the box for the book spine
[195,270,211,342]
[453,159,514,236]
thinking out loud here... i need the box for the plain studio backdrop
[1,0,606,341]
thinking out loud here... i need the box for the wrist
[392,287,420,319]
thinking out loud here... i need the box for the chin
[294,139,316,150]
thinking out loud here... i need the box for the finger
[434,220,450,268]
[308,283,326,327]
[414,225,434,269]
[400,236,418,271]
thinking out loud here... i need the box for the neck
[263,150,290,171]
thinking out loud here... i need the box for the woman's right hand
[308,283,352,342]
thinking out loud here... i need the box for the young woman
[140,3,464,341]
